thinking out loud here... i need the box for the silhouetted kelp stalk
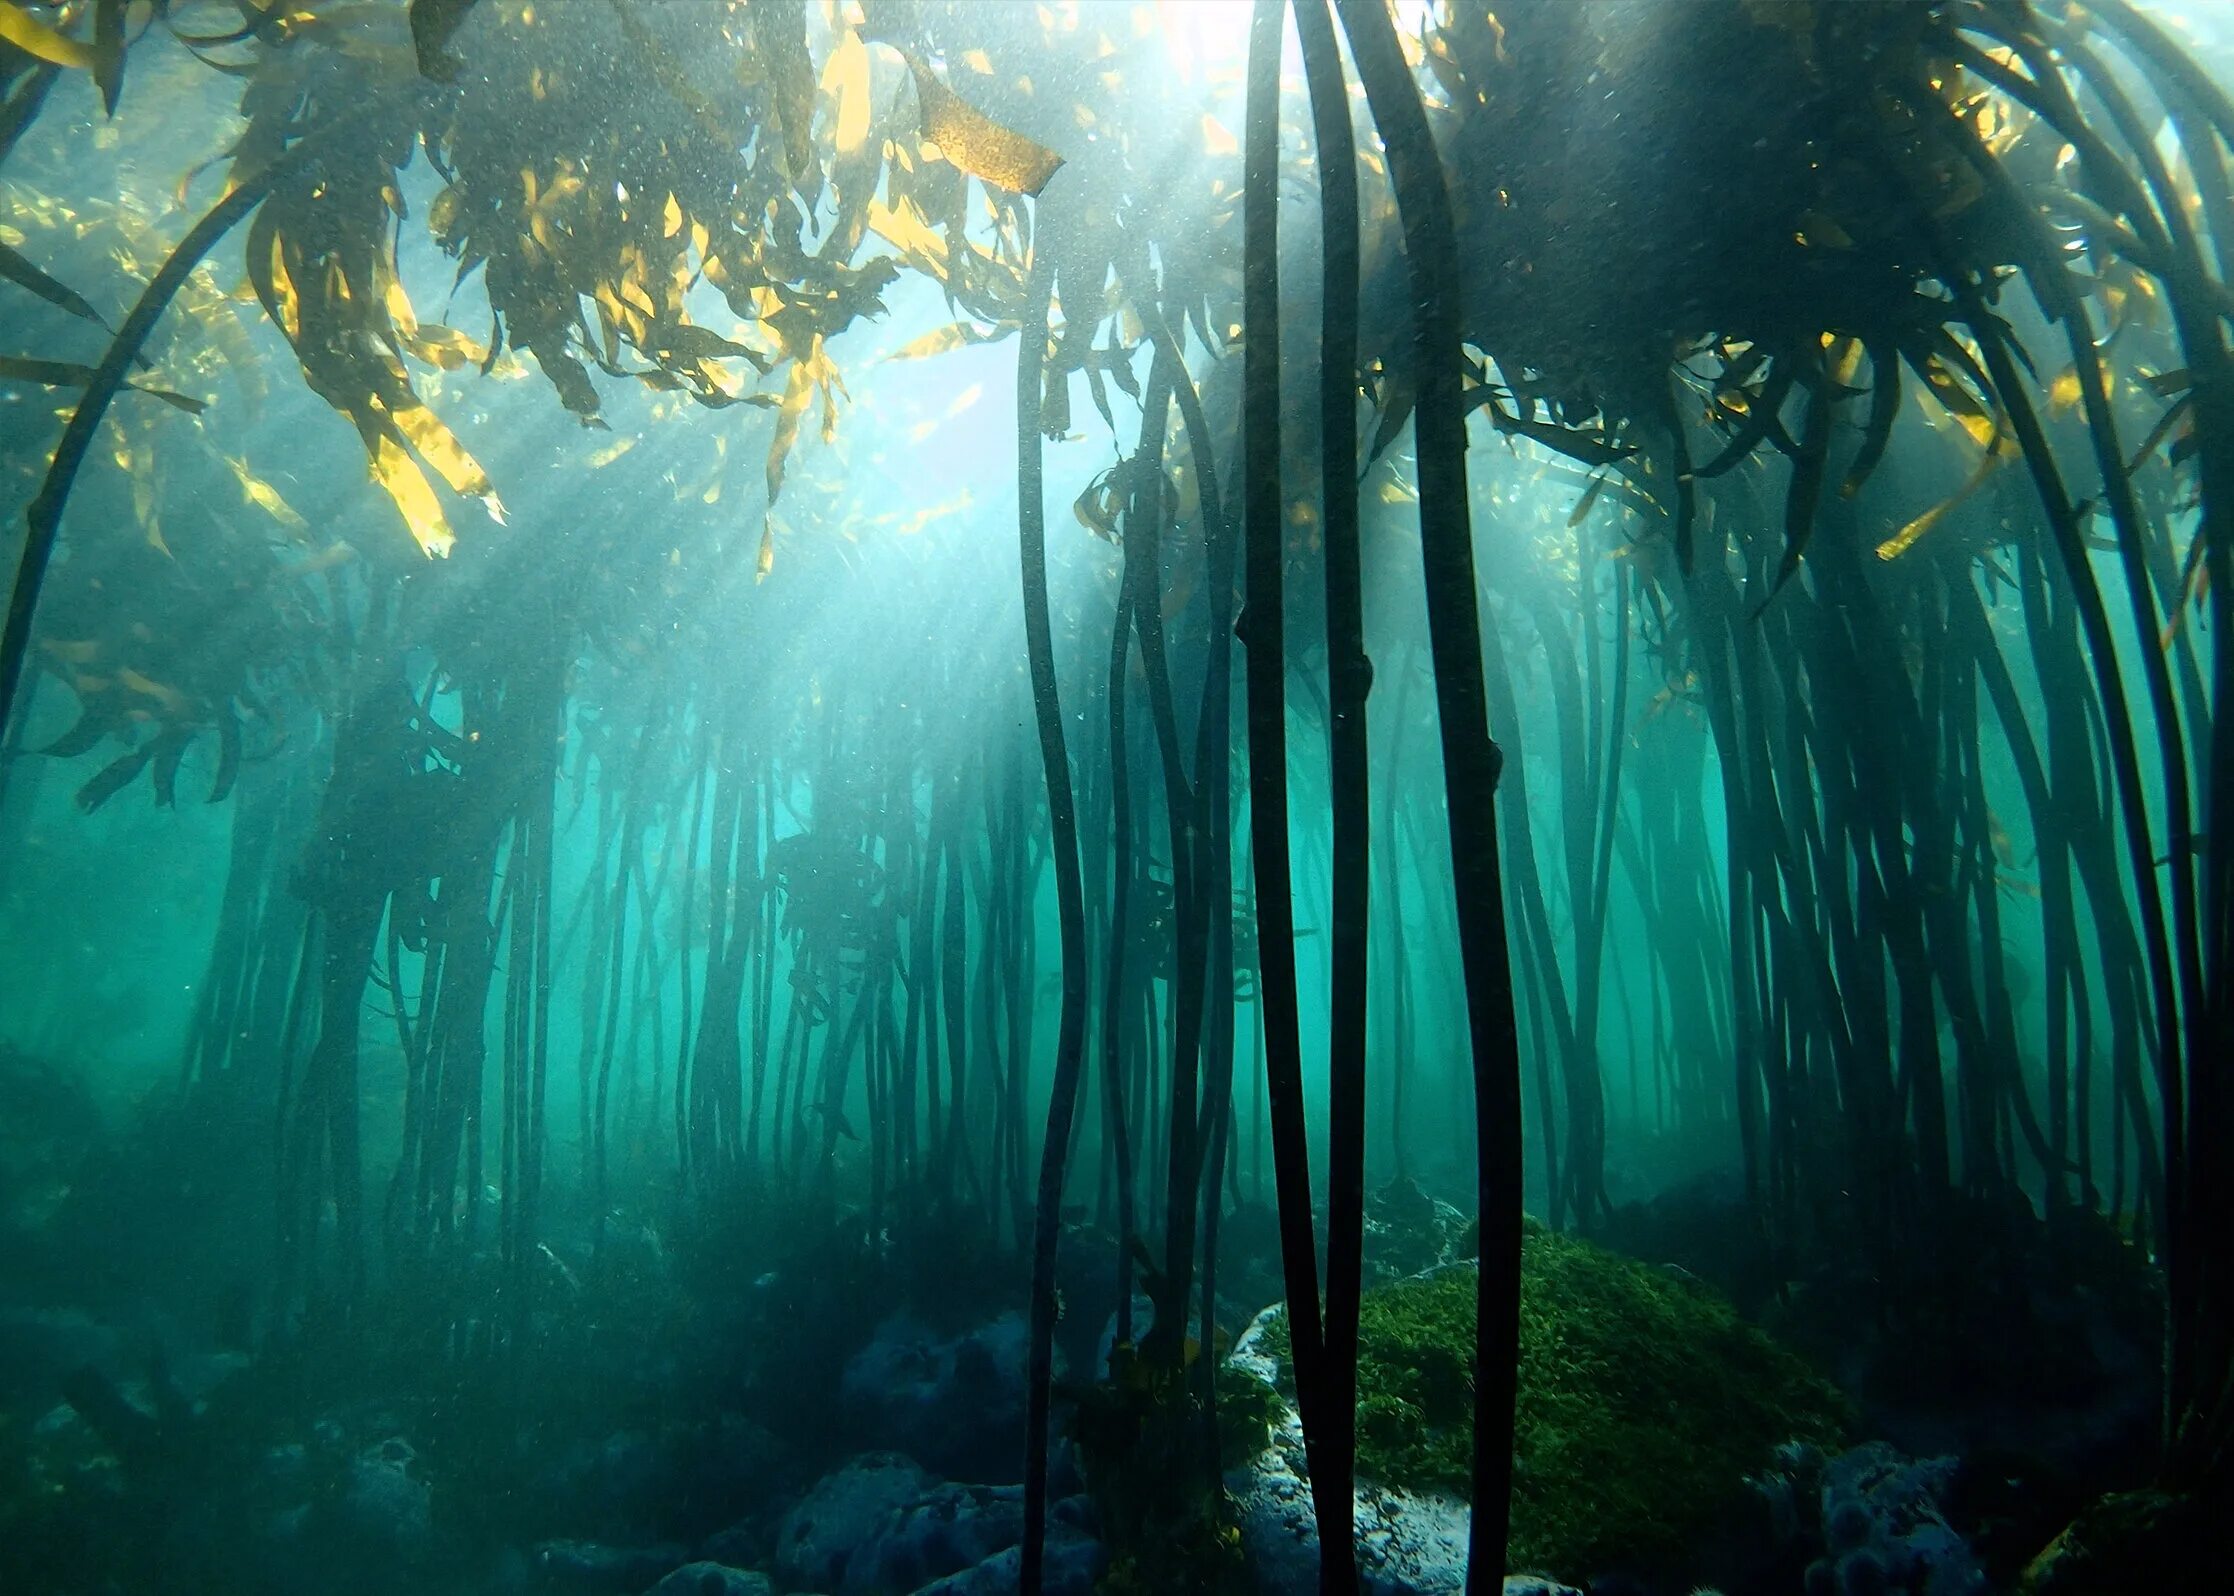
[1388,0,2229,1512]
[2059,0,2234,1488]
[1335,3,1529,1585]
[1294,0,1372,1580]
[1131,342,1216,1376]
[1154,293,1245,1461]
[1015,219,1092,1595]
[1237,7,1345,1593]
[0,96,390,756]
[1101,572,1141,1346]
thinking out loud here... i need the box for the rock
[700,1516,772,1573]
[0,1306,122,1408]
[775,1454,937,1593]
[539,1428,672,1532]
[164,1347,252,1404]
[642,1563,772,1596]
[1226,1303,1480,1596]
[249,1433,437,1595]
[1093,1295,1157,1379]
[1226,1229,1848,1592]
[1814,1443,1987,1595]
[1364,1177,1470,1283]
[773,1453,1103,1596]
[667,1414,797,1536]
[342,1435,434,1559]
[840,1481,1026,1593]
[839,1313,1044,1483]
[902,1522,1105,1596]
[533,1539,691,1591]
[2022,1488,2230,1595]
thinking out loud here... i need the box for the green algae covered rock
[1245,1218,1849,1582]
[2022,1488,2230,1596]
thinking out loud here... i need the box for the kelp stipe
[1335,3,1527,1584]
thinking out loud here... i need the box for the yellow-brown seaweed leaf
[898,51,1062,196]
[0,1,98,69]
[1875,437,2015,562]
[368,431,455,558]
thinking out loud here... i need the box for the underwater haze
[2,2,2232,1594]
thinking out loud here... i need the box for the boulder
[252,1434,438,1595]
[839,1313,1042,1483]
[642,1563,773,1596]
[0,1307,122,1409]
[2022,1488,2230,1596]
[902,1523,1105,1596]
[1363,1178,1470,1284]
[1225,1222,1850,1591]
[774,1453,1102,1596]
[1805,1443,1986,1595]
[340,1435,435,1560]
[534,1539,690,1591]
[839,1481,1025,1594]
[775,1454,937,1593]
[1225,1308,1478,1596]
[537,1429,672,1534]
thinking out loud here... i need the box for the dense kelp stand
[0,3,2229,1595]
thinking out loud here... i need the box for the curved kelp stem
[1016,225,1090,1596]
[1103,575,1139,1347]
[1298,0,1369,1582]
[1128,346,1208,1368]
[1239,9,1341,1592]
[1336,0,1527,1586]
[1,147,314,747]
[2062,0,2234,1485]
[1156,308,1241,1457]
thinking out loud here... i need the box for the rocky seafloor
[0,1176,2181,1596]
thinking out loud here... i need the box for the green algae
[1254,1219,1850,1578]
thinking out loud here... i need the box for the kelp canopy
[1,0,2231,1590]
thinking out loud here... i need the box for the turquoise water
[1,3,2228,1593]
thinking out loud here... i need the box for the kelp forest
[0,3,2230,1595]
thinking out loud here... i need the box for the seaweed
[1259,1225,1851,1580]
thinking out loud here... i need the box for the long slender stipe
[4,175,271,746]
[1239,10,1340,1592]
[1015,225,1090,1596]
[1296,3,1369,1587]
[1335,2,1528,1585]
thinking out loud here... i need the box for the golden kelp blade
[900,53,1062,196]
[387,399,508,523]
[764,353,817,508]
[369,432,456,558]
[0,2,99,69]
[263,231,301,341]
[1567,473,1608,527]
[886,322,979,362]
[225,455,308,531]
[1875,439,2015,562]
[116,667,193,716]
[867,196,950,276]
[822,28,873,156]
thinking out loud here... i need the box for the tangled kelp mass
[1,2,2232,1594]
